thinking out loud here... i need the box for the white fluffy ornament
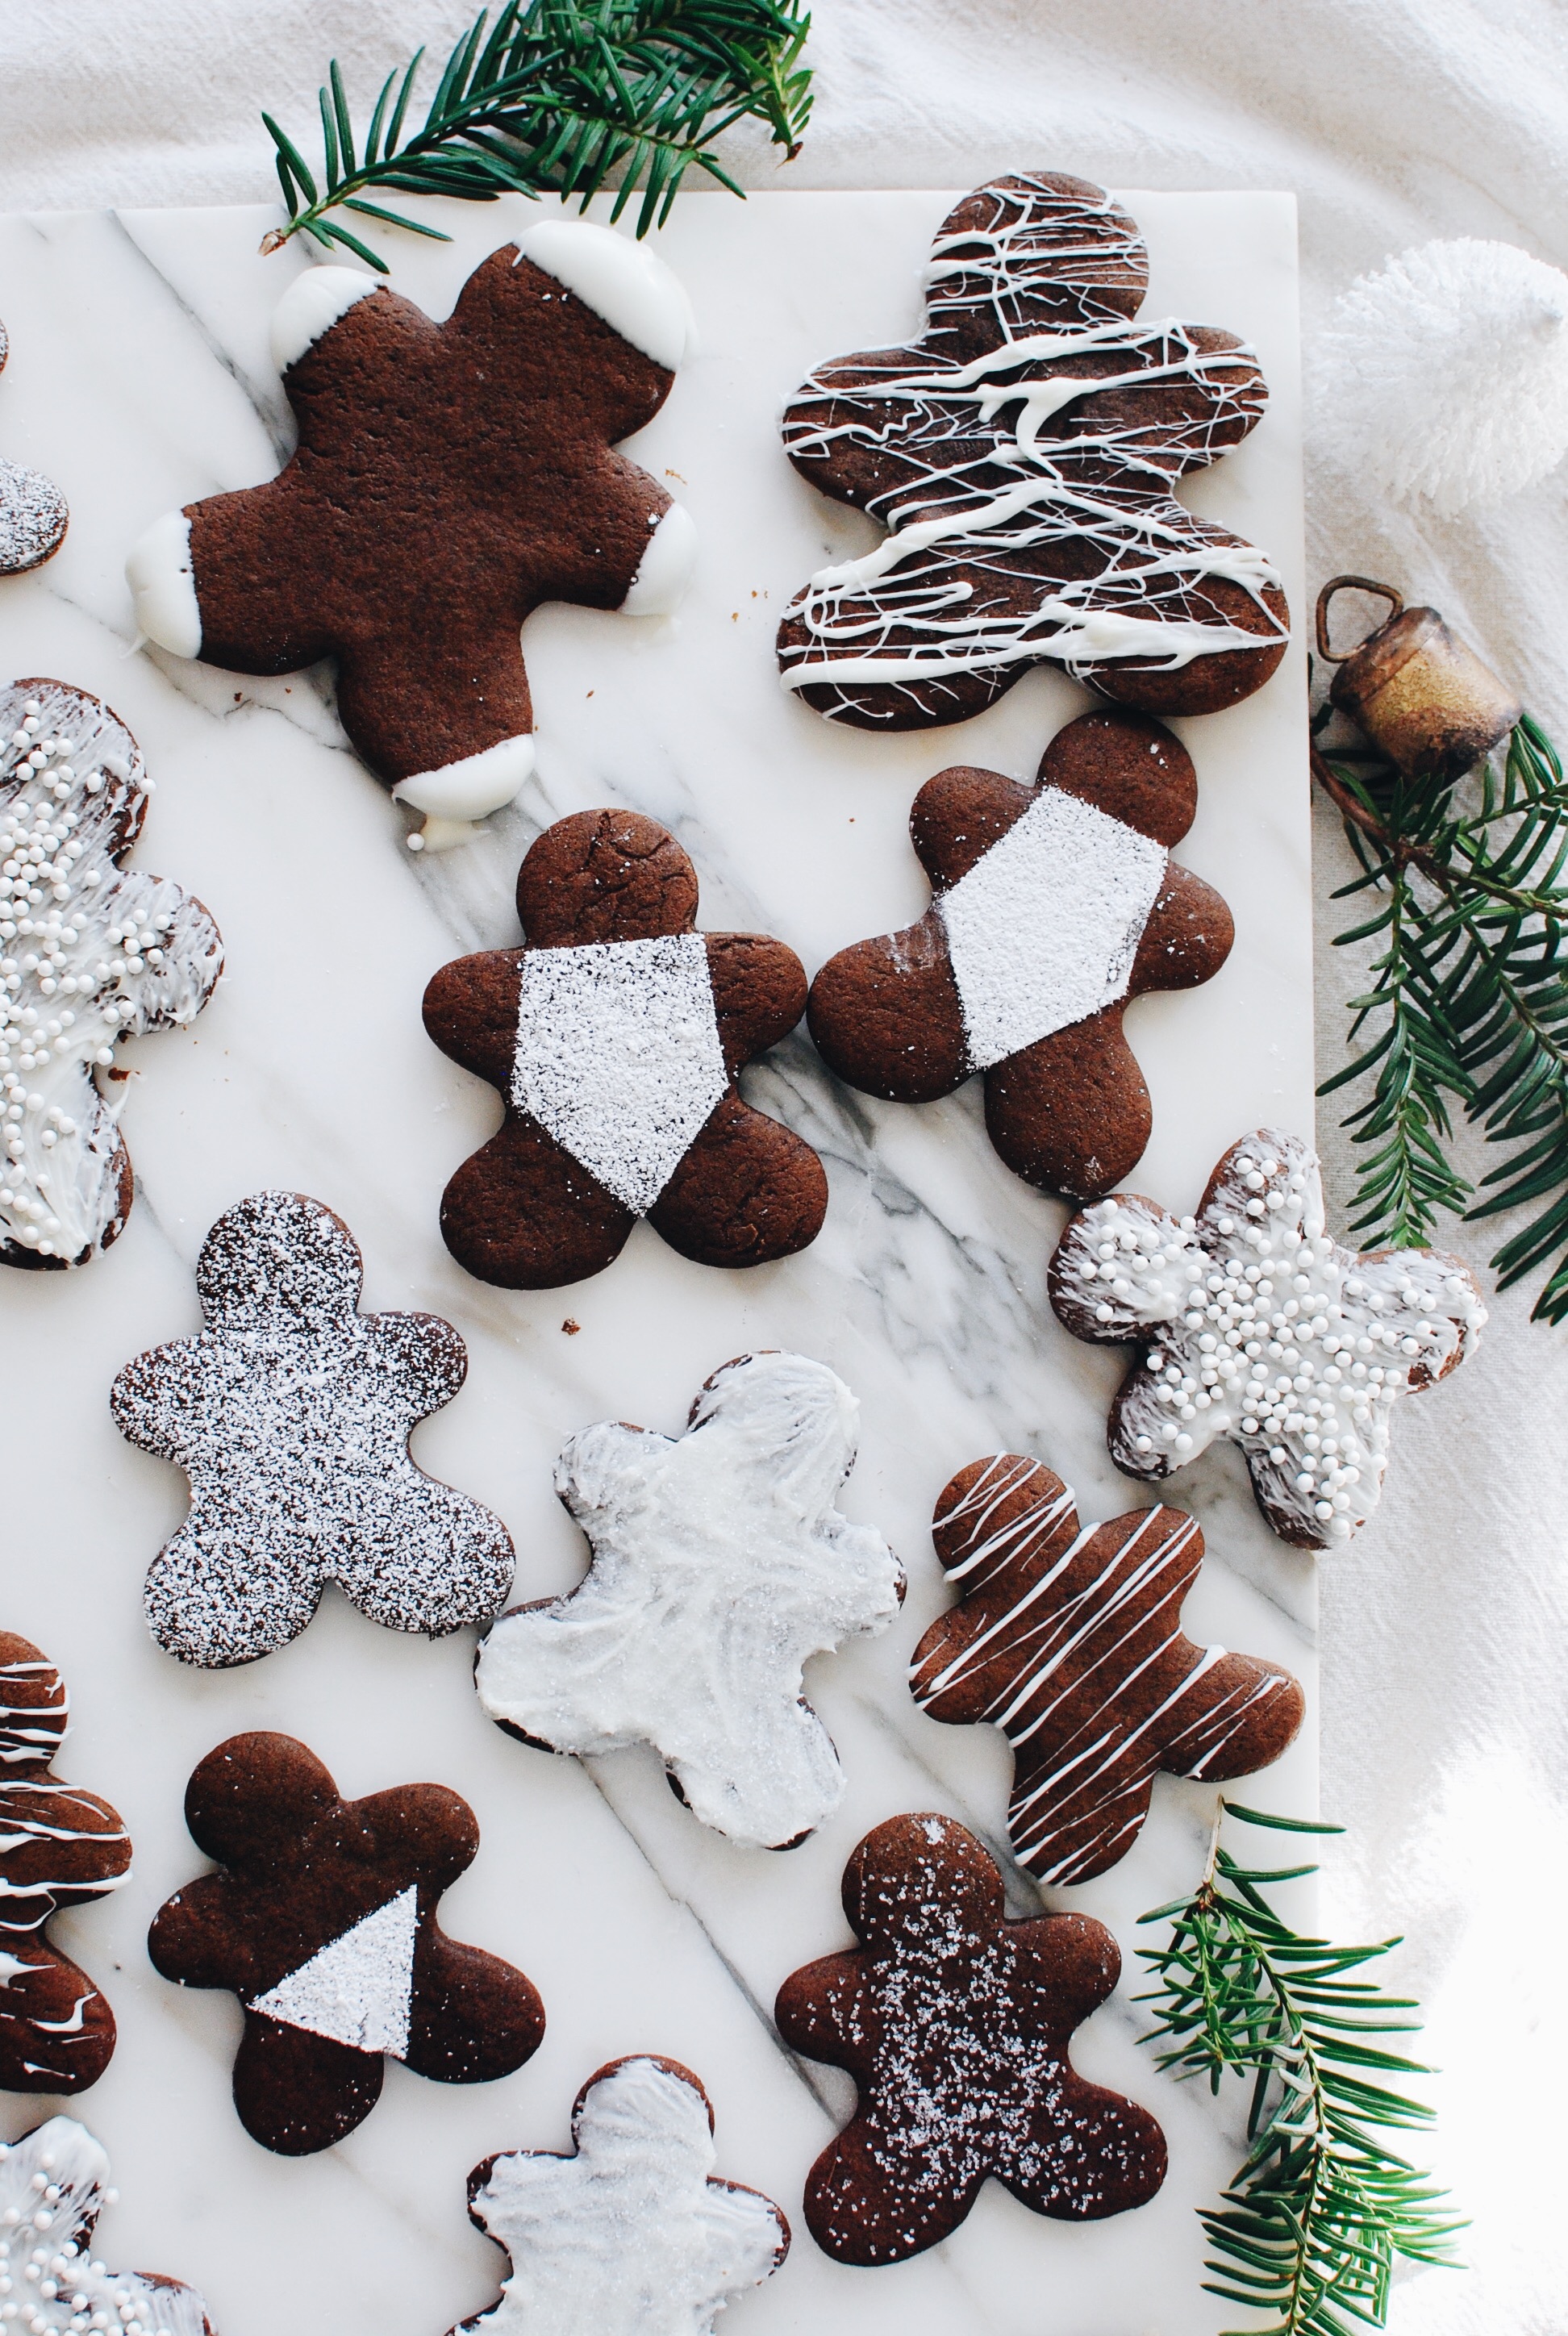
[1320,238,1568,515]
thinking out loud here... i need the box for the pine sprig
[1137,1802,1462,2336]
[1315,711,1568,1321]
[259,0,813,270]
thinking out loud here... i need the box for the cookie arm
[984,1013,1153,1199]
[335,609,534,795]
[1130,863,1234,995]
[147,1875,252,1992]
[773,1950,867,2069]
[807,910,968,1102]
[782,344,953,510]
[423,949,523,1088]
[703,935,807,1067]
[647,1091,828,1270]
[366,1309,469,1418]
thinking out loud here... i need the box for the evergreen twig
[1137,1802,1462,2336]
[1314,711,1568,1322]
[259,0,813,270]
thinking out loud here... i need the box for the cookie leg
[335,617,535,849]
[439,1116,634,1289]
[404,1934,545,2084]
[801,2129,982,2264]
[646,1092,828,1267]
[231,2014,384,2154]
[984,1013,1150,1199]
[1004,2082,1167,2221]
[0,1943,115,2092]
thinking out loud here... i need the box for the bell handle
[1315,575,1405,661]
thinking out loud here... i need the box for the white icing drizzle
[249,1885,416,2058]
[779,176,1287,715]
[0,2117,211,2336]
[511,933,728,1216]
[914,1457,1296,1881]
[619,500,699,616]
[464,2059,786,2336]
[937,785,1167,1066]
[0,682,223,1266]
[0,461,67,578]
[1051,1128,1487,1546]
[475,1353,904,1850]
[268,265,382,375]
[125,513,201,660]
[512,221,694,370]
[392,734,536,853]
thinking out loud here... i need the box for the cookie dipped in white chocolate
[0,2117,215,2336]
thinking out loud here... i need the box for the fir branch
[1315,712,1568,1321]
[259,0,813,270]
[1137,1802,1462,2336]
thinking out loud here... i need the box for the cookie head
[688,1350,861,1508]
[183,1733,340,1870]
[842,1812,1003,1945]
[515,810,700,946]
[928,172,1148,348]
[194,1188,361,1325]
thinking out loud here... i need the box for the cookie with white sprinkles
[111,1191,515,1666]
[0,2116,216,2336]
[1048,1127,1486,1546]
[774,1812,1166,2264]
[0,319,68,575]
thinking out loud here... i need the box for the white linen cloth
[0,4,1562,2326]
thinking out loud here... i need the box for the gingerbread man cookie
[808,709,1232,1198]
[0,320,68,575]
[449,2057,788,2336]
[0,2117,216,2336]
[127,224,695,848]
[910,1458,1303,1883]
[777,172,1289,730]
[476,1353,904,1850]
[424,811,828,1288]
[148,1733,544,2155]
[1049,1128,1487,1546]
[0,1635,132,2092]
[111,1191,515,1666]
[774,1812,1166,2263]
[0,678,222,1267]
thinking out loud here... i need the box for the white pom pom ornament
[1320,239,1568,515]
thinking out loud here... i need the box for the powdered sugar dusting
[111,1191,515,1666]
[251,1884,416,2056]
[937,785,1167,1066]
[0,461,67,575]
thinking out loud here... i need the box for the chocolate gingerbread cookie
[148,1733,544,2155]
[910,1457,1303,1882]
[0,678,223,1268]
[777,172,1289,729]
[127,224,695,848]
[424,811,828,1287]
[449,2057,788,2336]
[111,1191,515,1666]
[774,1812,1166,2263]
[808,708,1232,1197]
[1048,1128,1487,1546]
[0,1635,132,2092]
[0,319,68,575]
[0,2117,216,2336]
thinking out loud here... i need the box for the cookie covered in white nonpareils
[474,1352,905,1850]
[1048,1128,1486,1546]
[0,2117,216,2336]
[449,2057,788,2336]
[111,1191,515,1666]
[0,678,222,1268]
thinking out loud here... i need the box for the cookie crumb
[561,1317,581,1334]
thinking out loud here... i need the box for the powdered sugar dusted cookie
[0,319,68,575]
[0,679,222,1267]
[774,1812,1166,2264]
[424,811,828,1287]
[910,1458,1303,1882]
[0,1635,132,2092]
[0,2117,215,2336]
[777,172,1288,729]
[808,709,1232,1198]
[148,1732,544,2155]
[1048,1128,1487,1546]
[127,227,696,849]
[475,1352,904,1850]
[451,2057,788,2336]
[111,1191,515,1666]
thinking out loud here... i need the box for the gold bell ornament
[1315,576,1521,782]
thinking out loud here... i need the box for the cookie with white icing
[910,1457,1303,1883]
[0,1634,132,2092]
[424,811,828,1287]
[111,1191,515,1666]
[148,1732,544,2155]
[774,1812,1166,2264]
[808,709,1232,1198]
[0,2117,216,2336]
[0,319,68,575]
[451,2057,788,2336]
[126,227,695,849]
[475,1352,904,1850]
[1048,1127,1487,1546]
[777,171,1289,729]
[0,678,222,1267]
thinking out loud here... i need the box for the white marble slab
[0,187,1311,2334]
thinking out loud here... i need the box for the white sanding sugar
[0,457,67,573]
[937,786,1167,1068]
[511,932,728,1213]
[250,1884,417,2058]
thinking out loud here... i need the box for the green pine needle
[1315,710,1568,1323]
[260,0,813,270]
[1136,1802,1463,2336]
